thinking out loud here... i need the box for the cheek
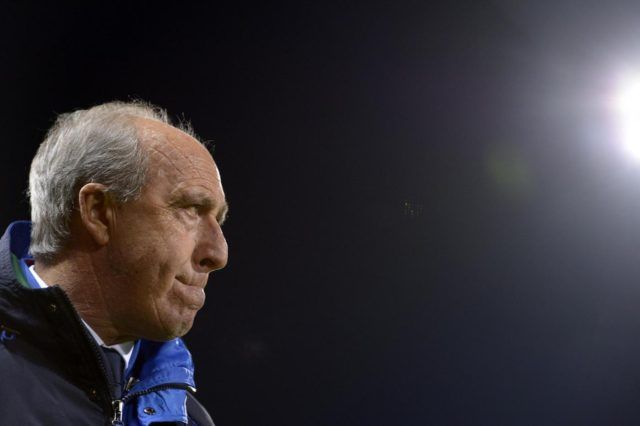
[113,215,197,289]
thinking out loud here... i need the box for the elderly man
[0,101,228,425]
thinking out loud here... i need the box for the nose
[193,214,228,274]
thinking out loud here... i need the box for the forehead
[135,118,223,197]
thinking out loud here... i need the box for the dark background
[4,1,640,424]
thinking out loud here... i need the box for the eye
[182,205,200,218]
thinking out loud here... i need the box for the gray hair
[28,100,193,262]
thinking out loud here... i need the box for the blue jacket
[0,221,215,425]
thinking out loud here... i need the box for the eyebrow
[171,192,230,225]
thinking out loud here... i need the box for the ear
[77,183,115,246]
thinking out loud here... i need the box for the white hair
[28,100,193,263]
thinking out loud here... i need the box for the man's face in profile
[103,119,229,341]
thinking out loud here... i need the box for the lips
[175,278,206,310]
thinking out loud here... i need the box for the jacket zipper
[112,400,124,425]
[111,383,196,425]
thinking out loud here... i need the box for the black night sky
[4,1,640,424]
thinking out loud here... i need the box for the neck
[33,252,132,345]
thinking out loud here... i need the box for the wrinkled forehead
[135,117,222,187]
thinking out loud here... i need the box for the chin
[140,318,194,342]
[165,318,196,339]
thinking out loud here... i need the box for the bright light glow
[615,75,640,159]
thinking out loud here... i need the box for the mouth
[176,274,208,289]
[175,278,206,310]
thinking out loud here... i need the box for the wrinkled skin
[102,119,229,341]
